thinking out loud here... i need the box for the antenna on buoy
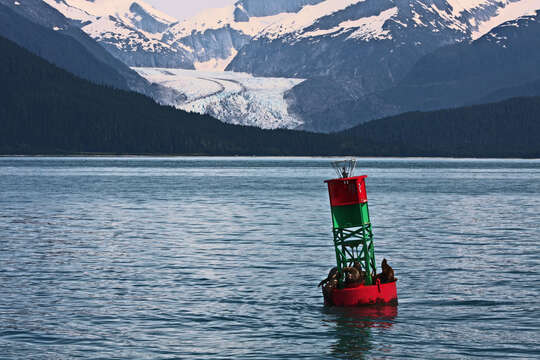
[331,158,357,178]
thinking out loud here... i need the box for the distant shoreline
[1,155,539,160]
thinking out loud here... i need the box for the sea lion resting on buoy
[353,261,366,284]
[322,278,338,306]
[319,264,365,287]
[320,265,364,305]
[342,266,363,288]
[318,267,338,288]
[376,258,396,284]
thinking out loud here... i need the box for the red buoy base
[330,280,398,307]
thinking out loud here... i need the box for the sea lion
[378,258,396,283]
[322,278,338,306]
[342,266,362,287]
[353,261,366,284]
[318,266,338,288]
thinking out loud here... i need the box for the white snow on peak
[299,7,398,40]
[14,1,20,5]
[257,0,366,39]
[347,7,399,40]
[171,0,366,40]
[170,5,236,36]
[412,10,427,26]
[43,0,177,40]
[43,0,183,54]
[51,0,177,24]
[472,0,540,39]
[170,4,288,39]
[43,0,94,23]
[430,3,469,31]
[446,0,503,17]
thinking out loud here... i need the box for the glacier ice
[133,68,306,130]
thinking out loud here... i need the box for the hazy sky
[145,0,236,21]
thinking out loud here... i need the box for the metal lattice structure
[325,172,377,287]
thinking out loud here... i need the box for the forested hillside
[0,3,129,89]
[340,99,540,158]
[0,36,329,155]
[1,35,538,158]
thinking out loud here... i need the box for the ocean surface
[1,157,539,359]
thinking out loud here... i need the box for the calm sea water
[1,157,539,359]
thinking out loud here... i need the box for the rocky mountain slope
[269,0,540,131]
[42,0,194,68]
[42,0,540,77]
[305,9,540,132]
[390,9,540,110]
[228,0,540,78]
[43,0,335,70]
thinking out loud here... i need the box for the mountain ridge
[10,0,540,133]
[300,9,540,132]
[44,0,540,73]
[0,0,185,101]
[2,34,539,158]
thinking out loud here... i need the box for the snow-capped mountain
[42,0,334,70]
[42,0,194,68]
[40,0,540,132]
[394,8,540,109]
[0,0,152,90]
[228,0,540,79]
[297,8,540,132]
[245,0,540,132]
[44,0,540,74]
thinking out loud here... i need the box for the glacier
[133,68,305,129]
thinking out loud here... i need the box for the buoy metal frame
[325,175,376,287]
[325,174,398,306]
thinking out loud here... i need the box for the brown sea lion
[378,258,397,283]
[343,266,362,287]
[353,261,366,284]
[322,278,338,306]
[318,267,338,288]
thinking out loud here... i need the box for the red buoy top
[325,175,368,207]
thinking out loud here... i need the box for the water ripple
[0,157,539,359]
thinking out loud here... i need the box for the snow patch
[347,7,399,40]
[172,0,366,40]
[260,0,367,39]
[412,10,427,26]
[43,0,177,46]
[446,0,502,17]
[50,0,177,24]
[299,7,398,40]
[430,3,468,31]
[472,0,540,39]
[14,1,20,5]
[194,49,238,71]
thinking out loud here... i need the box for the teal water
[1,157,539,359]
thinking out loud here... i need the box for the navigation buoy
[321,160,398,306]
